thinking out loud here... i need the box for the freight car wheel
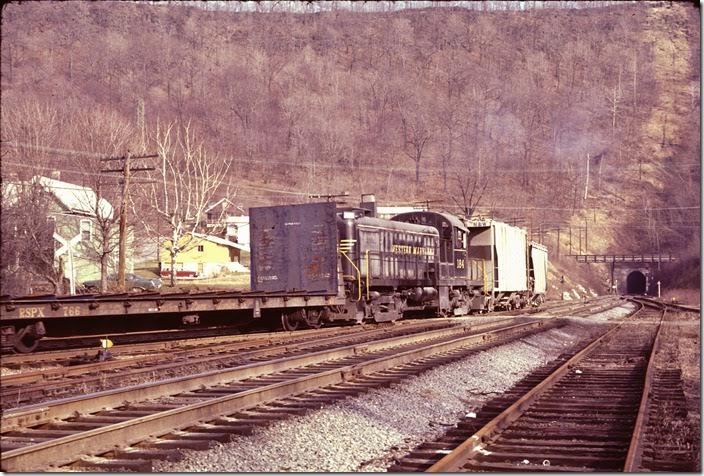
[12,327,39,354]
[304,309,323,329]
[281,310,304,331]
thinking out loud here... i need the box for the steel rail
[1,320,550,472]
[1,315,475,365]
[2,319,469,387]
[634,295,699,313]
[2,320,500,406]
[426,299,657,472]
[0,319,533,431]
[623,302,668,471]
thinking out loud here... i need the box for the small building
[225,215,250,246]
[2,174,132,293]
[159,232,250,278]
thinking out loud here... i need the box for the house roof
[191,232,250,252]
[204,197,236,213]
[3,176,114,219]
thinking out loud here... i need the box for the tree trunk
[170,249,177,287]
[170,227,179,287]
[100,252,109,293]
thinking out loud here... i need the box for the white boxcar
[529,241,548,295]
[466,219,529,293]
[492,221,528,292]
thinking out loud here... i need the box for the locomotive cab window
[455,228,467,249]
[440,222,452,262]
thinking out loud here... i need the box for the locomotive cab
[337,208,440,321]
[392,211,472,314]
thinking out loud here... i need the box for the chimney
[50,170,61,181]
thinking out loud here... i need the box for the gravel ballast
[155,305,634,472]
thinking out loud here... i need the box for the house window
[80,219,92,241]
[197,245,204,252]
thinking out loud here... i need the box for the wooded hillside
[1,1,700,286]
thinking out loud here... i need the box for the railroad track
[389,299,689,472]
[1,318,516,409]
[533,295,624,318]
[1,316,492,368]
[0,317,559,472]
[0,296,608,364]
[0,299,617,408]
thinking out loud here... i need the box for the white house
[3,174,132,292]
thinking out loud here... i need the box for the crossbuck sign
[54,232,82,295]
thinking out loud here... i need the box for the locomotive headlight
[342,211,355,219]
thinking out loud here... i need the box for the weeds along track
[626,303,700,472]
[1,318,517,409]
[1,318,558,472]
[391,299,692,472]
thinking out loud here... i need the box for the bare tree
[452,173,488,218]
[399,100,432,189]
[68,107,136,292]
[1,181,64,295]
[136,120,232,286]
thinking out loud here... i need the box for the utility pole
[583,153,590,201]
[557,226,560,257]
[117,153,131,290]
[101,152,157,291]
[578,227,582,255]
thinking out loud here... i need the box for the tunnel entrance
[626,271,647,294]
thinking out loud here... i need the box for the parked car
[82,273,162,293]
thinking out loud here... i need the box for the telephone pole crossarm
[99,154,158,161]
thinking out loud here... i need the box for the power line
[4,141,700,176]
[1,141,117,159]
[3,160,700,211]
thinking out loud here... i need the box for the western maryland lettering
[391,244,435,256]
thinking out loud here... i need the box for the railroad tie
[72,455,152,472]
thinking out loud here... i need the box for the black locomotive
[250,196,547,330]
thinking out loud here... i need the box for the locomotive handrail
[339,250,362,301]
[365,250,370,300]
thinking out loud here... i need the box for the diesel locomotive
[250,197,547,330]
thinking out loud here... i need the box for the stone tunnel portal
[626,270,647,295]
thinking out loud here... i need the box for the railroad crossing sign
[54,233,82,258]
[54,232,82,295]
